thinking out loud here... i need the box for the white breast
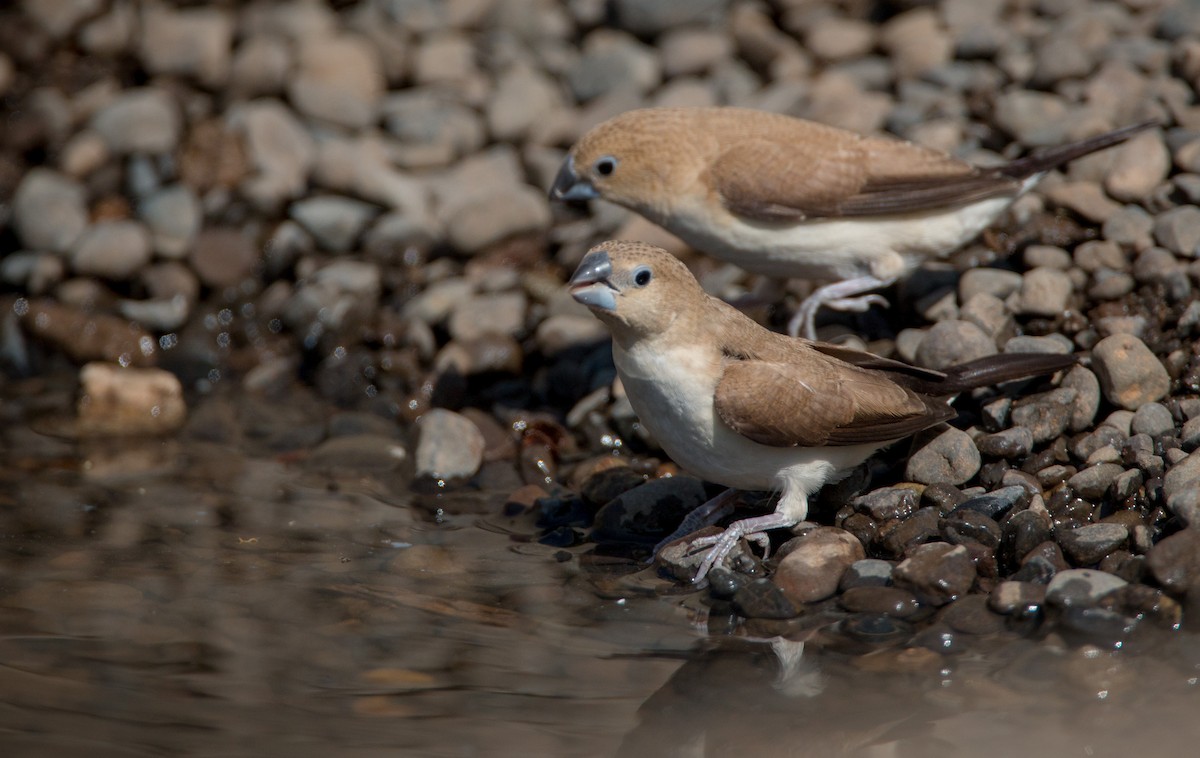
[613,339,887,499]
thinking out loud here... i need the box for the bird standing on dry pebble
[568,240,1076,581]
[551,107,1154,338]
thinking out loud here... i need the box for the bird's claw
[686,528,772,583]
[825,293,889,313]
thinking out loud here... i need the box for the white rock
[13,168,89,253]
[90,88,181,154]
[77,362,187,436]
[71,220,153,280]
[226,99,317,213]
[139,4,234,87]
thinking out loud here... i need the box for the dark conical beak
[549,156,600,202]
[568,250,617,311]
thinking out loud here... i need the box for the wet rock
[877,506,941,558]
[839,558,894,590]
[77,362,186,436]
[90,88,181,154]
[21,299,156,367]
[914,319,997,369]
[942,510,1001,549]
[139,184,200,259]
[13,168,88,254]
[1145,529,1200,593]
[1067,463,1124,500]
[592,475,709,544]
[851,487,917,521]
[941,595,1006,635]
[139,4,233,87]
[733,578,799,620]
[1098,583,1182,629]
[289,34,384,129]
[71,220,153,280]
[1092,334,1170,410]
[976,426,1034,459]
[988,580,1046,615]
[839,586,920,618]
[923,482,968,513]
[308,434,407,471]
[774,527,865,604]
[957,486,1027,520]
[1001,508,1053,568]
[414,408,485,484]
[893,542,976,606]
[1044,568,1128,608]
[1057,523,1128,566]
[290,195,379,252]
[1017,267,1074,317]
[578,465,645,508]
[905,427,981,486]
[189,228,260,289]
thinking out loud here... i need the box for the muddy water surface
[2,390,1198,758]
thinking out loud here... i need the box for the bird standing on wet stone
[550,107,1154,339]
[568,240,1076,582]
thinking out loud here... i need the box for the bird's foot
[787,276,892,338]
[684,512,799,583]
[650,489,740,562]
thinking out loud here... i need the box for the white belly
[613,340,885,498]
[665,195,1016,281]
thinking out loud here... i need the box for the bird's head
[549,108,704,218]
[568,240,704,341]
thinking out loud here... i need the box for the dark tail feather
[933,352,1078,394]
[999,120,1158,180]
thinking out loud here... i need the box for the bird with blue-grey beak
[569,240,1076,582]
[551,107,1154,339]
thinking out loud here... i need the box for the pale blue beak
[568,250,618,311]
[549,156,600,202]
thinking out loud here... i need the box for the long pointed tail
[999,120,1158,180]
[935,352,1078,394]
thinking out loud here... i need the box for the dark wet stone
[838,558,894,590]
[941,510,1001,549]
[579,465,647,508]
[1044,568,1128,608]
[1060,606,1139,647]
[1022,540,1071,573]
[538,525,580,547]
[1011,554,1060,584]
[893,542,976,606]
[591,475,709,544]
[733,578,800,620]
[1001,508,1053,568]
[1011,388,1075,444]
[1098,584,1182,630]
[1145,529,1200,593]
[774,527,865,604]
[911,625,959,655]
[21,298,156,367]
[955,485,1028,520]
[536,494,593,530]
[706,567,742,600]
[941,595,1006,635]
[841,613,913,645]
[976,426,1034,459]
[1056,523,1128,566]
[839,586,921,618]
[307,434,407,471]
[988,581,1047,615]
[1067,463,1124,500]
[921,482,967,513]
[981,396,1012,431]
[876,506,941,558]
[838,512,877,547]
[1098,551,1145,584]
[851,486,917,521]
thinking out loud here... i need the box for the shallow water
[2,391,1199,758]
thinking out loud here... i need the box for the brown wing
[711,134,1018,222]
[714,358,954,448]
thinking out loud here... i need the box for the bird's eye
[633,267,652,287]
[594,156,618,177]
